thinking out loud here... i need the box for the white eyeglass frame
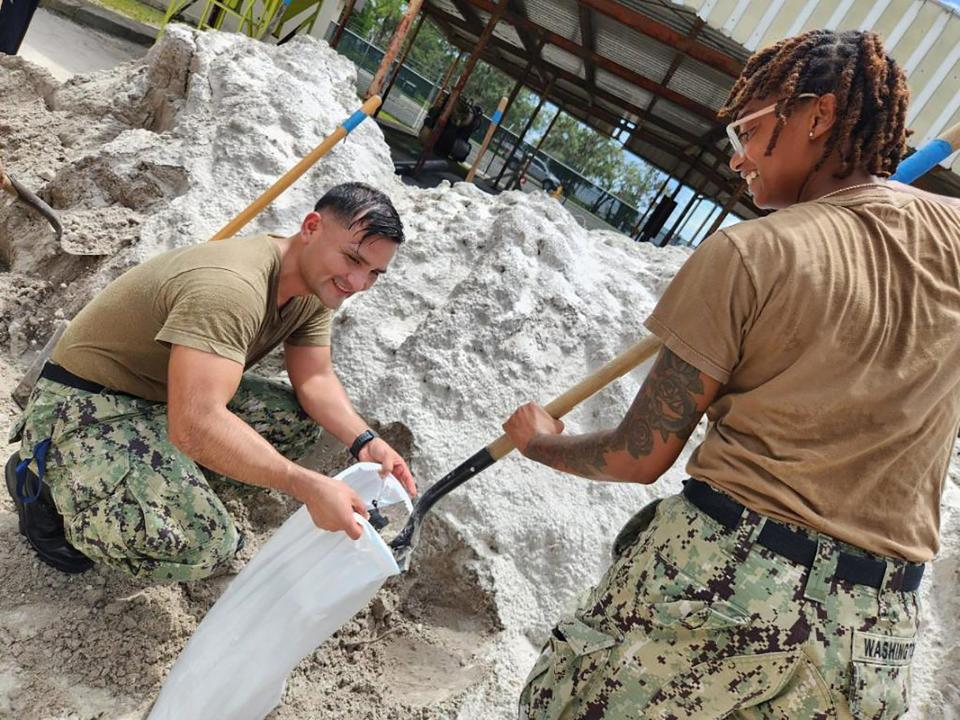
[726,93,819,156]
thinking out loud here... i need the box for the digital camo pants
[11,376,319,582]
[519,494,919,720]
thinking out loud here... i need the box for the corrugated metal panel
[869,0,916,40]
[542,43,586,75]
[526,0,581,42]
[674,0,960,179]
[668,59,733,110]
[652,98,716,136]
[592,12,676,83]
[491,22,524,49]
[906,16,960,129]
[596,95,634,120]
[595,68,655,108]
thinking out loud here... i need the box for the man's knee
[65,490,241,582]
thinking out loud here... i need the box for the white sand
[0,27,957,718]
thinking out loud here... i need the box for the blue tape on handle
[891,138,952,183]
[342,108,368,133]
[491,110,503,125]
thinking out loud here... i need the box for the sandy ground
[20,8,147,82]
[0,25,958,720]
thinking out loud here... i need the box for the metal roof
[421,0,960,220]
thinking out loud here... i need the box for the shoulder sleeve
[643,231,758,384]
[286,305,333,347]
[154,268,263,364]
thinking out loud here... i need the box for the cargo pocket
[642,648,836,719]
[646,597,749,639]
[612,498,662,560]
[848,630,914,720]
[8,412,26,444]
[518,616,618,720]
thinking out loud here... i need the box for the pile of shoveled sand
[0,26,957,719]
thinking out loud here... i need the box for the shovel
[389,334,663,569]
[388,119,960,570]
[9,97,383,406]
[1,157,120,257]
[149,339,663,720]
[1,162,63,243]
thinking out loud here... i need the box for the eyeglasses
[726,93,819,157]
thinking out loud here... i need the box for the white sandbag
[148,463,412,720]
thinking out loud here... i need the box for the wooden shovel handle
[210,95,382,241]
[486,334,663,460]
[942,121,960,151]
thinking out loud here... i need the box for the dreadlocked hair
[718,29,911,179]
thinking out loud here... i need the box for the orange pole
[466,96,508,183]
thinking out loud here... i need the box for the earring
[809,131,815,139]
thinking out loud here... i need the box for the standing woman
[504,29,960,718]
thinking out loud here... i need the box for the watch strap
[350,429,378,460]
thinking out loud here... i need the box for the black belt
[39,363,130,397]
[682,479,924,592]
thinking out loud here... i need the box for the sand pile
[1,26,958,719]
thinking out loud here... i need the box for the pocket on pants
[643,648,836,719]
[518,616,618,720]
[848,629,914,720]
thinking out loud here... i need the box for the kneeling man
[7,182,415,581]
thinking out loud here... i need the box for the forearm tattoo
[526,348,705,480]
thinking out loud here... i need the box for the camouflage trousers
[10,375,319,582]
[519,493,920,720]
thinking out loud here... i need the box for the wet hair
[314,182,405,244]
[718,29,910,179]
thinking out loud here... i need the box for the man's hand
[289,469,369,540]
[502,402,565,456]
[358,438,416,497]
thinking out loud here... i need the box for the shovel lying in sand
[1,160,63,242]
[389,334,663,570]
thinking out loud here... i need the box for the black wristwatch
[349,429,378,460]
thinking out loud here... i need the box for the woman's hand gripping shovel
[388,334,663,570]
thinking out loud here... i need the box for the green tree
[348,0,405,46]
[406,19,457,80]
[541,114,619,186]
[540,113,660,215]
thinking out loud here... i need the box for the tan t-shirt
[52,234,333,402]
[645,187,960,562]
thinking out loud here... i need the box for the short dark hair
[719,30,910,179]
[314,182,405,244]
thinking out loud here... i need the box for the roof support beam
[431,9,721,153]
[578,3,597,103]
[416,0,511,173]
[508,0,549,84]
[447,40,734,189]
[429,6,735,189]
[576,0,742,77]
[449,0,483,28]
[458,0,720,123]
[634,18,704,140]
